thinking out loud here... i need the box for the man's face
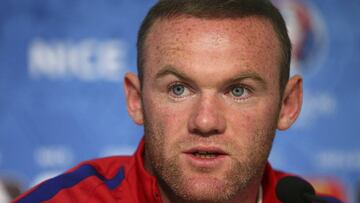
[140,16,283,202]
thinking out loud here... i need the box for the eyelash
[167,82,193,99]
[226,84,253,102]
[167,82,253,102]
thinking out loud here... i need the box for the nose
[188,94,226,136]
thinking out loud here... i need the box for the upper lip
[183,146,228,155]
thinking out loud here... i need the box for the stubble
[143,115,276,203]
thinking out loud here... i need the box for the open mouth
[192,151,220,158]
[183,148,228,167]
[185,148,227,159]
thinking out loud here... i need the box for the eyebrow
[225,71,267,88]
[155,65,195,83]
[155,65,267,88]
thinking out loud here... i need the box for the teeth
[193,152,217,158]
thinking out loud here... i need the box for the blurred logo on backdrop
[274,0,335,128]
[307,177,347,203]
[273,0,328,76]
[316,150,360,172]
[28,39,127,82]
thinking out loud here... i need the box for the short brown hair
[137,0,291,94]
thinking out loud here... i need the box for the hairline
[137,5,291,97]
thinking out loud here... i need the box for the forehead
[143,16,281,82]
[146,15,280,52]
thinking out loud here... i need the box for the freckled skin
[138,16,284,203]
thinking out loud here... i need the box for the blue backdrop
[0,0,359,202]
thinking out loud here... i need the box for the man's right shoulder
[13,155,134,203]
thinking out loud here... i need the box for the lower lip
[183,153,228,168]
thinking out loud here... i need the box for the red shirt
[14,138,289,203]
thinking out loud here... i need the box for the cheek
[147,103,186,128]
[227,101,279,138]
[143,92,190,141]
[226,106,277,163]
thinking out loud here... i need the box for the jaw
[153,153,264,203]
[157,171,263,203]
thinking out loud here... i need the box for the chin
[172,175,238,202]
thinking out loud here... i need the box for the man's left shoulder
[262,163,291,186]
[261,163,292,203]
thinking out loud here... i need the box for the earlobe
[124,72,144,125]
[277,75,303,131]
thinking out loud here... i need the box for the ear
[124,72,144,125]
[277,75,303,131]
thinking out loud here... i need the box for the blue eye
[171,84,186,96]
[231,86,245,97]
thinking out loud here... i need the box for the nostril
[190,128,221,137]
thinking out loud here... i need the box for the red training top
[14,138,289,203]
